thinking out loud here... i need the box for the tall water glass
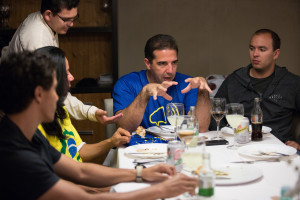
[181,135,206,198]
[166,103,184,140]
[210,98,226,140]
[225,103,244,149]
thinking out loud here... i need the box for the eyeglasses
[57,14,79,23]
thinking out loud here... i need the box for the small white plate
[221,126,272,135]
[214,165,263,186]
[124,143,167,159]
[237,144,297,159]
[146,125,175,138]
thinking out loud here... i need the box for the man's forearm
[196,90,211,132]
[116,87,150,132]
[78,140,114,162]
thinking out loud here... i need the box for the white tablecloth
[111,131,300,200]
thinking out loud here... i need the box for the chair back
[103,98,118,167]
[291,113,300,141]
[104,98,117,138]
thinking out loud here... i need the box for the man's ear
[144,58,151,70]
[42,10,52,23]
[273,49,280,60]
[34,86,43,104]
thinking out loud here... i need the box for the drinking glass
[210,98,226,140]
[225,103,244,149]
[181,135,206,197]
[178,115,198,142]
[166,103,184,140]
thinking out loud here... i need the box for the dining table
[110,130,300,200]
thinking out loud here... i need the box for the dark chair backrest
[291,114,300,141]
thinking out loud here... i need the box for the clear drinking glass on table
[166,103,185,140]
[181,135,205,198]
[225,103,244,149]
[178,115,198,142]
[210,98,226,140]
[181,136,205,173]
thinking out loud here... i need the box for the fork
[258,151,289,156]
[158,126,174,133]
[231,158,280,164]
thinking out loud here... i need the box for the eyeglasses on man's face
[56,14,79,23]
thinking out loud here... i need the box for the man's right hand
[144,81,178,100]
[158,173,199,198]
[110,127,131,147]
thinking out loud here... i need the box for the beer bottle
[251,98,263,141]
[198,153,214,197]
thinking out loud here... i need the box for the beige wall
[118,0,300,78]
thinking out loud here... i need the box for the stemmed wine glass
[166,103,184,140]
[225,103,244,149]
[210,98,226,140]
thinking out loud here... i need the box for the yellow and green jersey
[38,106,83,162]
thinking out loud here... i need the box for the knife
[230,158,280,164]
[126,152,166,155]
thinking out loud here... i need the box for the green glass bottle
[198,153,215,197]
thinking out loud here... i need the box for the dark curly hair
[0,51,55,114]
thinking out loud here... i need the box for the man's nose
[253,49,259,57]
[166,63,173,73]
[68,21,74,27]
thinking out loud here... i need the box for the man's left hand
[181,77,212,94]
[285,141,300,151]
[95,109,123,125]
[142,164,176,182]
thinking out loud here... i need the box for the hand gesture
[95,109,123,125]
[158,173,199,198]
[142,164,176,182]
[145,81,178,100]
[110,128,131,147]
[181,77,212,94]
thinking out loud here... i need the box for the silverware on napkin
[133,159,165,165]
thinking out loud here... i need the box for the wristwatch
[135,165,146,183]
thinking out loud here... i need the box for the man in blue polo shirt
[113,34,212,132]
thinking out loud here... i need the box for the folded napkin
[126,133,170,146]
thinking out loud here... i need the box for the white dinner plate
[221,126,272,135]
[146,125,175,138]
[124,143,167,159]
[214,165,263,186]
[237,144,297,159]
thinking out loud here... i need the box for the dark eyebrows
[249,45,267,50]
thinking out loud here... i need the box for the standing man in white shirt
[2,0,122,124]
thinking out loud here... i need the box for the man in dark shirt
[212,29,300,151]
[0,51,198,199]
